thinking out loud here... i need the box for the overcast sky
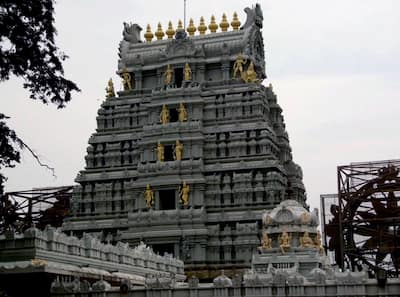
[1,0,399,211]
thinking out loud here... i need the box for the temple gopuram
[62,3,305,280]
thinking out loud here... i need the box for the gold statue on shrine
[314,231,323,253]
[144,184,154,207]
[245,62,258,83]
[105,78,115,98]
[164,64,173,84]
[121,68,132,90]
[299,231,314,248]
[184,63,192,81]
[179,181,190,206]
[174,140,183,161]
[260,231,272,249]
[178,102,187,122]
[160,104,170,124]
[279,231,291,254]
[157,142,164,162]
[233,53,247,78]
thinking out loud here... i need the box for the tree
[0,0,80,195]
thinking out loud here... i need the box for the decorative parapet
[0,226,185,282]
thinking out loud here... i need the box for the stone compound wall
[50,272,400,297]
[0,226,184,282]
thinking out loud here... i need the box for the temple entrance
[159,189,176,210]
[164,144,174,161]
[174,68,183,87]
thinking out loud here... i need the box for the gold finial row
[144,12,241,42]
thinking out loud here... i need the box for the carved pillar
[134,70,142,90]
[221,61,230,81]
[156,68,163,88]
[197,64,205,83]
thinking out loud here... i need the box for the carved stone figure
[164,64,173,84]
[105,78,115,98]
[300,231,314,248]
[121,69,132,90]
[184,63,192,81]
[174,140,183,161]
[279,231,291,254]
[122,22,142,43]
[144,184,154,207]
[160,104,170,124]
[179,181,190,206]
[233,53,247,78]
[260,231,272,249]
[157,142,164,162]
[178,102,187,122]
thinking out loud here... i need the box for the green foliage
[0,0,79,195]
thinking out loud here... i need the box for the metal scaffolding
[0,186,73,234]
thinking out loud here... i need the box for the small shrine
[247,199,334,284]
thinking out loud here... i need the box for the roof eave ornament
[241,3,264,30]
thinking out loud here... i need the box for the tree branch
[17,138,57,179]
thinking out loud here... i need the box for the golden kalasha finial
[144,24,154,42]
[144,184,154,208]
[208,15,218,33]
[198,16,207,35]
[105,78,115,98]
[160,104,170,124]
[184,63,192,81]
[187,18,196,36]
[178,102,187,122]
[166,21,175,39]
[121,68,132,91]
[174,140,183,161]
[157,142,164,162]
[177,19,184,31]
[231,12,241,30]
[164,64,173,84]
[155,22,165,40]
[179,181,190,206]
[219,13,229,32]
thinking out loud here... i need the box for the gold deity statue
[164,64,173,84]
[160,104,170,124]
[121,69,132,90]
[315,231,323,253]
[233,53,247,78]
[245,62,257,83]
[260,231,272,249]
[144,184,154,208]
[279,231,291,254]
[105,78,115,98]
[179,181,190,206]
[157,142,164,162]
[174,140,183,161]
[178,102,187,122]
[184,63,192,81]
[299,231,314,248]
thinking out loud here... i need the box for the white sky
[1,0,399,212]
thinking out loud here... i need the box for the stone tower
[63,4,306,280]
